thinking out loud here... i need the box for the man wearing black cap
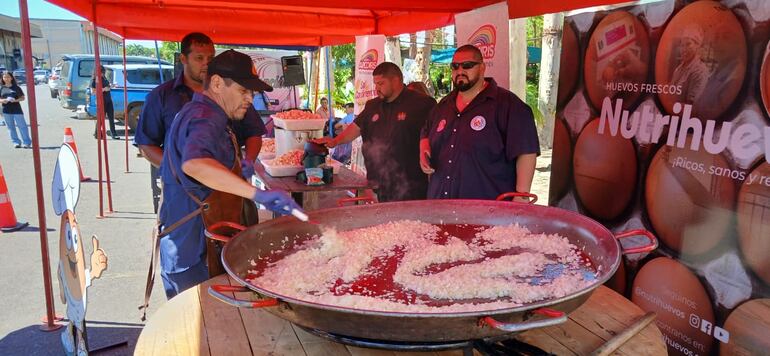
[135,32,267,214]
[157,49,301,298]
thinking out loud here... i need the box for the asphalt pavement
[0,84,162,355]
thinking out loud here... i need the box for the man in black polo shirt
[419,45,539,200]
[315,62,435,202]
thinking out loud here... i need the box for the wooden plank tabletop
[254,162,376,193]
[135,275,666,356]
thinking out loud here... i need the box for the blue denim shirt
[158,93,239,273]
[135,74,265,150]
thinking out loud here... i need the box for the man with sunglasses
[314,62,436,202]
[419,45,539,201]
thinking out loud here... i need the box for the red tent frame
[20,0,630,331]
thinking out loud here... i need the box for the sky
[1,0,158,47]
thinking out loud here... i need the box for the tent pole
[92,0,105,218]
[312,50,320,111]
[154,41,165,83]
[324,46,334,138]
[307,51,313,108]
[122,36,129,173]
[92,1,115,215]
[18,0,63,332]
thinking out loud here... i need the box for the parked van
[58,54,171,110]
[86,64,174,130]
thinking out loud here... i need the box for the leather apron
[139,128,256,320]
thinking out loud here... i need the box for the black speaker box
[281,55,305,86]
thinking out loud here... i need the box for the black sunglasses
[450,61,481,70]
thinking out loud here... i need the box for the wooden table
[253,162,377,210]
[135,275,666,356]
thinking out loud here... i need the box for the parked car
[34,70,49,84]
[58,54,171,110]
[12,70,26,84]
[86,64,175,131]
[48,65,62,98]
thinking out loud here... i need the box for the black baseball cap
[208,49,273,92]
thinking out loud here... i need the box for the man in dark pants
[314,62,435,202]
[91,65,117,139]
[159,50,299,298]
[134,32,266,213]
[419,45,539,201]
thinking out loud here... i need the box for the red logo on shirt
[397,112,407,121]
[470,116,486,131]
[436,119,447,132]
[372,114,380,122]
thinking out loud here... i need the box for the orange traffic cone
[0,163,28,233]
[63,127,91,182]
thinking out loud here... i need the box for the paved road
[0,84,162,355]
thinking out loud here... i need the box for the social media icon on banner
[700,319,712,335]
[714,326,730,343]
[689,314,700,328]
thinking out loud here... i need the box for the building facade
[31,19,121,69]
[0,14,43,70]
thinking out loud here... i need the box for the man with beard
[314,62,435,202]
[158,50,300,298]
[419,45,539,200]
[135,32,267,214]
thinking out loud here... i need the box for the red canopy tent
[45,0,626,46]
[20,0,630,332]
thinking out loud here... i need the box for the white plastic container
[272,115,328,131]
[262,158,342,177]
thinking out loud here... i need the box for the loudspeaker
[281,55,305,86]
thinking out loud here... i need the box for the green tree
[124,43,153,57]
[331,44,355,106]
[159,41,178,63]
[526,16,544,127]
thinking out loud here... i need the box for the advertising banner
[552,1,770,355]
[354,35,385,115]
[455,1,510,89]
[227,49,301,112]
[248,50,301,112]
[351,35,385,174]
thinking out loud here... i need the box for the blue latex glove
[241,159,255,179]
[253,189,301,215]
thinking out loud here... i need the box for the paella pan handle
[204,221,247,243]
[337,196,376,207]
[495,192,538,204]
[614,229,658,255]
[479,308,567,333]
[207,285,279,308]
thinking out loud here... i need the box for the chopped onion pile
[248,221,595,313]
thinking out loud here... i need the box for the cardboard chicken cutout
[53,144,107,356]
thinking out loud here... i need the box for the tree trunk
[385,36,402,67]
[408,33,417,59]
[509,18,527,100]
[537,14,564,150]
[414,31,433,94]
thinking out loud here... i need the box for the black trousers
[150,164,161,214]
[94,97,116,137]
